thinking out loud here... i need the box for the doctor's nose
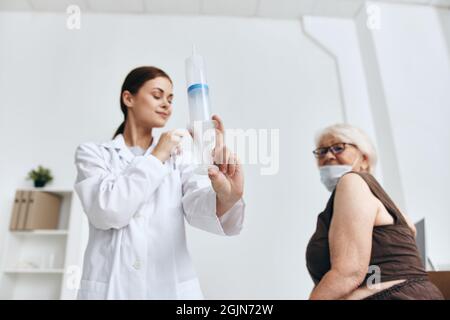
[160,101,170,109]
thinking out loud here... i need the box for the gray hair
[315,123,378,173]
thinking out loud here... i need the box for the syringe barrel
[185,54,207,87]
[187,84,211,122]
[185,53,211,122]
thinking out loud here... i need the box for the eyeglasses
[313,143,356,159]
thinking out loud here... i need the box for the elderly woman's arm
[309,173,378,300]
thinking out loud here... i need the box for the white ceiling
[0,0,449,19]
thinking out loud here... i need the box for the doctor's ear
[122,90,135,108]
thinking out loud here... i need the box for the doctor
[74,66,245,299]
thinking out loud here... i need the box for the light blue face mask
[319,156,360,192]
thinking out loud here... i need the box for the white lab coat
[73,133,245,300]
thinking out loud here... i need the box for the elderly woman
[306,124,443,300]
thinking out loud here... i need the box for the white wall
[304,3,450,270]
[437,7,450,58]
[364,2,450,269]
[302,16,383,181]
[1,2,449,300]
[0,12,343,299]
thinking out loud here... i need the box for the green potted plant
[27,165,53,188]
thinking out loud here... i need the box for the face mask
[319,156,360,192]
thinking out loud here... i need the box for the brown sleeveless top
[306,172,427,286]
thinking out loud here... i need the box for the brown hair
[113,66,172,138]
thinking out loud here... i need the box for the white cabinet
[0,188,88,299]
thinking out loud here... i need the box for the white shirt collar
[101,133,159,163]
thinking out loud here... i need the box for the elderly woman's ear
[360,154,369,172]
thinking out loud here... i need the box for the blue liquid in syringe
[187,83,211,122]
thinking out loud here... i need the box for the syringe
[185,45,215,174]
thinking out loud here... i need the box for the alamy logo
[66,5,81,30]
[366,4,381,31]
[366,265,381,290]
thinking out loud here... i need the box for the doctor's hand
[151,129,185,163]
[208,115,244,216]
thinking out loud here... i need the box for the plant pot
[34,180,47,188]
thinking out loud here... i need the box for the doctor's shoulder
[74,139,112,167]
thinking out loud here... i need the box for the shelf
[0,187,85,299]
[3,269,64,274]
[10,230,69,236]
[18,187,73,194]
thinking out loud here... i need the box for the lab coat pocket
[176,278,203,300]
[77,279,108,300]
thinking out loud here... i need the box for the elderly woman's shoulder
[336,172,372,193]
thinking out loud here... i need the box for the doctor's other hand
[208,115,244,211]
[151,129,185,163]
